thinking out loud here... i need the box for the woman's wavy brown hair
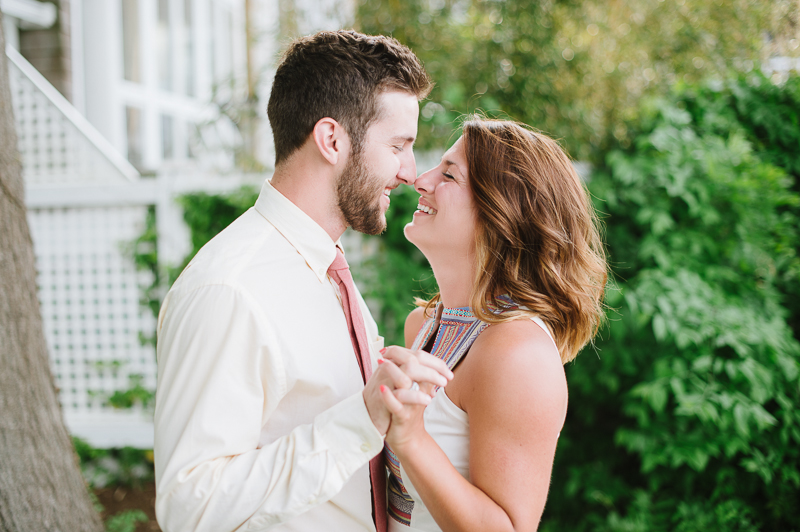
[423,117,607,363]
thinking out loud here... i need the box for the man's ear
[311,117,348,166]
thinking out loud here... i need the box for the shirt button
[361,443,370,452]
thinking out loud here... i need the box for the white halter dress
[384,297,556,531]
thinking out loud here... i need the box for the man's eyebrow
[391,135,416,143]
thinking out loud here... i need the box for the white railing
[0,0,57,28]
[7,45,138,186]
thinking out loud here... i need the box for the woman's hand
[378,346,450,453]
[364,345,450,436]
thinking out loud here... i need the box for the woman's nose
[414,167,438,194]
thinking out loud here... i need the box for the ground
[95,481,160,531]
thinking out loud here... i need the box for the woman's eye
[443,172,455,180]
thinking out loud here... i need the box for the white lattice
[6,45,138,186]
[28,205,157,418]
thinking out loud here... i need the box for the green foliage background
[543,74,800,531]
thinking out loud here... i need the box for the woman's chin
[403,222,427,251]
[403,221,416,241]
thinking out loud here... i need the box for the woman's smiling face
[404,136,478,261]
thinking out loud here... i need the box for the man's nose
[397,152,418,185]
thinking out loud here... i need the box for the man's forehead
[370,91,419,137]
[377,92,418,115]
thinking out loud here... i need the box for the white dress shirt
[154,180,385,532]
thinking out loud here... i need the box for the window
[122,0,141,82]
[184,0,195,96]
[209,1,234,85]
[126,106,143,166]
[157,0,172,91]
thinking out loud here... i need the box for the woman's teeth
[417,203,437,215]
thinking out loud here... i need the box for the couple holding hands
[154,30,606,532]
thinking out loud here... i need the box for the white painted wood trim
[6,44,141,182]
[0,0,56,28]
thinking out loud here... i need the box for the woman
[378,117,607,531]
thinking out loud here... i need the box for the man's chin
[348,212,386,236]
[363,218,387,236]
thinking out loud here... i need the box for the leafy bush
[176,187,260,265]
[681,74,800,185]
[677,73,800,337]
[105,510,149,532]
[73,437,154,489]
[542,77,800,531]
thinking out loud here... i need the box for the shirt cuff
[316,392,385,473]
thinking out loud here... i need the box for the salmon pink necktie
[328,247,387,532]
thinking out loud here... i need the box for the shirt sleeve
[153,283,384,532]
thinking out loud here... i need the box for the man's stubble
[336,148,387,236]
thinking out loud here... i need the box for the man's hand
[363,346,454,435]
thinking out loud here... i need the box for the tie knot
[328,246,349,273]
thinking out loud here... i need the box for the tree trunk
[0,11,103,532]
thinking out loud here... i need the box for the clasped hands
[363,346,453,442]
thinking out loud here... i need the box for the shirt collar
[254,179,339,282]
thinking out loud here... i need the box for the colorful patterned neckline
[411,295,519,371]
[386,295,520,527]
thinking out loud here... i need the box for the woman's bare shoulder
[462,318,567,422]
[404,307,428,348]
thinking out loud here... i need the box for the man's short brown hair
[267,30,432,165]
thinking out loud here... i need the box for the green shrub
[542,77,800,531]
[74,437,154,489]
[677,73,800,338]
[105,510,148,532]
[176,186,260,266]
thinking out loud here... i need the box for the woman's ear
[311,117,348,166]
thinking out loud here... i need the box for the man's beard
[336,150,387,235]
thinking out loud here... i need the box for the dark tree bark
[0,11,103,532]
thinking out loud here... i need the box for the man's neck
[271,165,347,242]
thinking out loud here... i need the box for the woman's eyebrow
[443,159,464,174]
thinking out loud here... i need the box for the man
[153,30,448,532]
